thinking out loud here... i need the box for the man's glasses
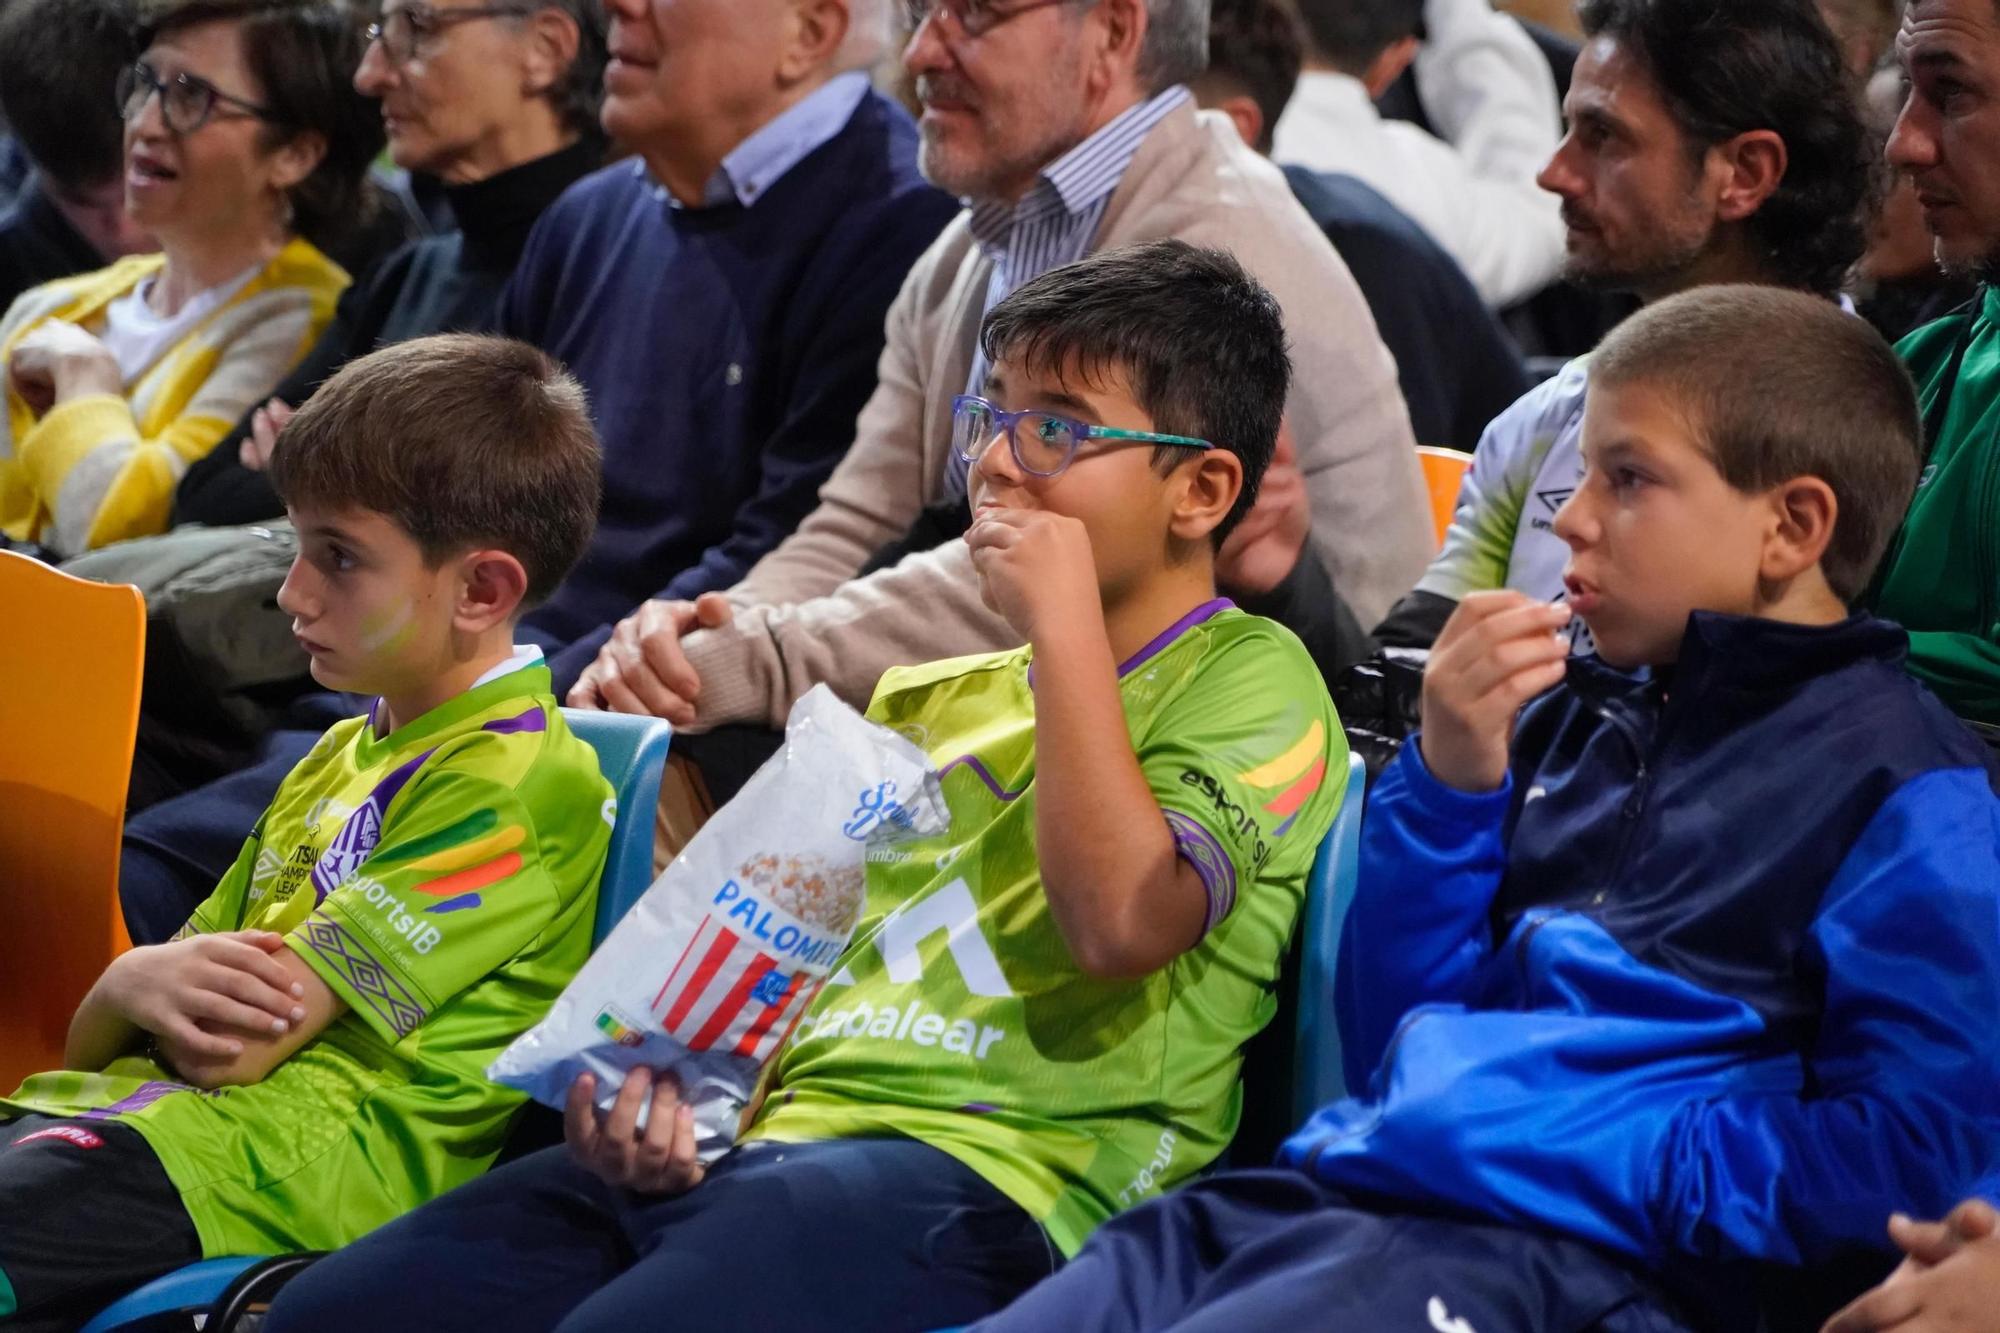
[365,4,533,64]
[901,0,1075,41]
[952,394,1212,478]
[116,59,277,135]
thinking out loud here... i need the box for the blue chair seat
[79,1257,264,1333]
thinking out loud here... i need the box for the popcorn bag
[490,685,947,1158]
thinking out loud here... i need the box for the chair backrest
[0,551,145,1090]
[1291,751,1367,1127]
[559,708,672,945]
[1416,446,1474,549]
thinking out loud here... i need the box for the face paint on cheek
[360,600,418,654]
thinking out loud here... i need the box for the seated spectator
[0,334,611,1330]
[973,284,2000,1333]
[171,0,609,529]
[1825,1198,2000,1332]
[264,242,1344,1333]
[1374,0,1872,654]
[1272,0,1566,308]
[1869,0,2000,728]
[116,0,958,938]
[1192,0,1528,453]
[0,0,153,314]
[562,0,1426,784]
[0,0,378,558]
[1855,60,1977,345]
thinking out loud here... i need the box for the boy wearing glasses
[264,241,1345,1333]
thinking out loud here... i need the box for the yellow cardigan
[0,237,347,555]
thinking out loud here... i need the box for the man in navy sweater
[116,0,958,942]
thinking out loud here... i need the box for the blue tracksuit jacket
[1280,612,2000,1270]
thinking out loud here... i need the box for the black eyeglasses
[365,4,534,64]
[116,59,277,135]
[901,0,1075,41]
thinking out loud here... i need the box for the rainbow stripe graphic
[392,809,527,913]
[1236,719,1329,838]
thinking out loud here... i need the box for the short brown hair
[139,0,382,247]
[1587,284,1920,604]
[271,334,602,607]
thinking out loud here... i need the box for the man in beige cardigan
[568,0,1431,755]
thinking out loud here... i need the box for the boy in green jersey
[0,334,611,1330]
[264,241,1346,1333]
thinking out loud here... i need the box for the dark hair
[1196,0,1301,155]
[271,333,603,607]
[1577,0,1873,297]
[978,239,1291,547]
[1588,284,1919,604]
[1291,0,1421,75]
[138,0,383,248]
[537,0,609,138]
[0,0,138,192]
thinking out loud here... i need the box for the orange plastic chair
[1417,446,1474,549]
[0,550,145,1090]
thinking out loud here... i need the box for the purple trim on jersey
[938,754,1029,803]
[309,749,434,904]
[77,1080,199,1121]
[1120,598,1234,678]
[481,707,547,735]
[1028,598,1235,690]
[1165,810,1236,937]
[960,1103,999,1115]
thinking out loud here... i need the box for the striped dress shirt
[947,84,1191,492]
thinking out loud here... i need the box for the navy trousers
[264,1137,1056,1333]
[971,1170,1699,1333]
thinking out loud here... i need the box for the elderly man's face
[903,0,1103,202]
[600,0,792,149]
[1890,0,2000,278]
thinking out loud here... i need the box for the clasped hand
[8,319,120,416]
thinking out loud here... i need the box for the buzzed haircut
[1197,0,1303,155]
[1292,0,1422,76]
[1588,285,1920,604]
[0,0,137,194]
[978,238,1292,546]
[271,334,603,608]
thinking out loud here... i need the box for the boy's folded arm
[1648,769,2000,1267]
[159,955,344,1090]
[1337,739,1513,1087]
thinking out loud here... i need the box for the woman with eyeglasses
[172,0,609,530]
[0,0,377,558]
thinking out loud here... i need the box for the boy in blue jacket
[975,286,2000,1332]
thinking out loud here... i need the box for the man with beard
[1368,0,1873,654]
[1869,0,2000,729]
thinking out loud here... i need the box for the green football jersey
[1,662,612,1256]
[749,602,1344,1255]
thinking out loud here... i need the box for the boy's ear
[1171,449,1245,545]
[1760,475,1838,587]
[453,549,531,633]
